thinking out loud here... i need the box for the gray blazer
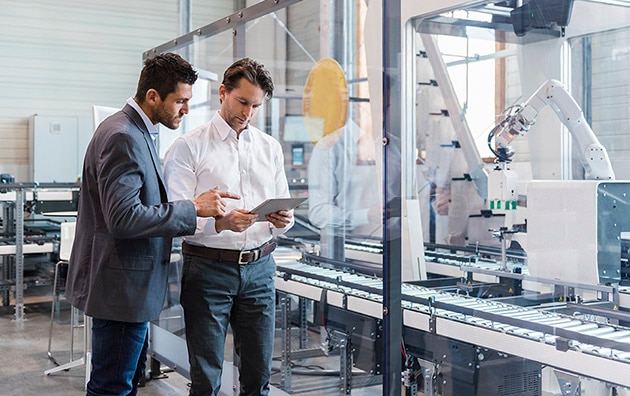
[65,104,196,323]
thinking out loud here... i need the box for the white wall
[0,0,233,182]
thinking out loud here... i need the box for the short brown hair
[222,58,274,100]
[135,53,198,102]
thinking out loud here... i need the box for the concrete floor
[0,287,383,396]
[0,294,190,396]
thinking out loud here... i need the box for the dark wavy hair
[222,58,274,100]
[135,53,198,102]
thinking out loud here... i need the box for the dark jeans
[87,319,148,396]
[181,253,276,396]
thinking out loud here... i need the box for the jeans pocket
[91,318,109,329]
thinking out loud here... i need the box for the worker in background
[64,53,239,396]
[308,117,382,260]
[163,57,294,396]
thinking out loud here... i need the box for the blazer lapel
[122,105,168,200]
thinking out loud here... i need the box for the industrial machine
[0,182,79,321]
[274,243,630,395]
[486,78,615,219]
[490,78,614,181]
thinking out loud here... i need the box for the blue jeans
[87,319,148,396]
[181,253,276,396]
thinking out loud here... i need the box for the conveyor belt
[273,248,630,388]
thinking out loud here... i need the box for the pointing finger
[218,191,240,200]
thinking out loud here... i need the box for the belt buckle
[238,249,259,264]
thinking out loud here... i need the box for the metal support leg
[1,256,8,306]
[47,261,67,364]
[298,297,308,350]
[417,357,437,396]
[338,332,352,395]
[555,370,581,396]
[1,204,13,306]
[45,312,92,391]
[13,189,25,322]
[403,367,418,396]
[279,294,292,392]
[406,380,418,396]
[84,315,92,389]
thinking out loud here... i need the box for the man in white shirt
[308,119,382,260]
[163,57,293,396]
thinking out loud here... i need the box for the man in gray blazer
[64,53,238,396]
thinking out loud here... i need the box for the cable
[487,104,523,163]
[487,120,508,161]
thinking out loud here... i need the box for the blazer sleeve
[97,129,196,239]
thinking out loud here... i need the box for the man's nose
[243,105,254,118]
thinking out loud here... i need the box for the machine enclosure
[527,180,627,288]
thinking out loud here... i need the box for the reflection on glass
[150,0,630,393]
[303,58,380,260]
[308,117,381,259]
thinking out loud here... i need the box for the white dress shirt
[164,111,293,250]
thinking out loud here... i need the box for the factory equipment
[476,76,626,293]
[489,78,615,179]
[485,78,615,218]
[140,0,630,394]
[0,182,79,320]
[274,246,630,395]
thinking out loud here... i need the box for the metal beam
[383,1,402,395]
[143,0,306,59]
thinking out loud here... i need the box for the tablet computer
[250,197,307,221]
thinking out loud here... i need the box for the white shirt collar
[126,97,158,136]
[214,111,253,142]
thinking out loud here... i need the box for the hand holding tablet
[250,197,307,221]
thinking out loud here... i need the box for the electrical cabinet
[29,115,92,183]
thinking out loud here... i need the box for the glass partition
[149,0,392,393]
[165,0,385,264]
[147,0,630,394]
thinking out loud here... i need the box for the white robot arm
[491,79,615,180]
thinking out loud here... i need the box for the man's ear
[218,84,226,103]
[146,88,159,105]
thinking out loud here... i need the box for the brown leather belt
[182,241,277,264]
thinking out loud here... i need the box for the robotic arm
[489,79,615,180]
